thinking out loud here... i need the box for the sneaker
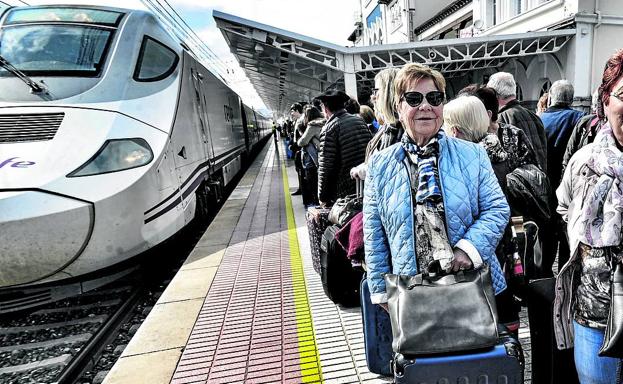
[291,189,302,196]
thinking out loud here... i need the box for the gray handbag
[384,264,499,355]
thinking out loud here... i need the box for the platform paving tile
[209,360,248,373]
[247,370,286,383]
[321,355,358,366]
[323,368,359,379]
[170,367,210,379]
[248,359,282,371]
[249,350,283,362]
[176,352,214,364]
[169,376,207,384]
[324,376,362,384]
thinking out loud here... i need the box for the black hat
[315,90,350,104]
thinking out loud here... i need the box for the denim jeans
[573,320,622,384]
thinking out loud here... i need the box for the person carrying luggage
[363,62,509,311]
[316,90,371,206]
[443,95,523,335]
[555,49,623,384]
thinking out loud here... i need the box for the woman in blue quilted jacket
[363,63,510,310]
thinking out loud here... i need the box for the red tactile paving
[171,147,320,383]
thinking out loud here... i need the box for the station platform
[103,140,393,384]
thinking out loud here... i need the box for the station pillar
[343,54,358,99]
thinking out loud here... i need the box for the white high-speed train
[0,5,271,310]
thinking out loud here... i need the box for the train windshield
[0,7,122,76]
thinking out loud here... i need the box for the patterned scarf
[478,133,508,164]
[578,123,623,247]
[401,132,442,203]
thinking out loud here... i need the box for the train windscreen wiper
[0,54,46,94]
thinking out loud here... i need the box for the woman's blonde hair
[393,63,446,108]
[373,68,399,125]
[359,105,375,124]
[443,96,489,143]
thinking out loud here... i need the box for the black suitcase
[305,206,331,274]
[320,225,363,307]
[393,333,524,384]
[526,278,579,384]
[360,276,393,376]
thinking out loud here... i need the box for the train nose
[0,191,93,287]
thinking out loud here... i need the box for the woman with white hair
[445,95,520,334]
[444,95,511,185]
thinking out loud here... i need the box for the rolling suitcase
[393,332,524,384]
[360,276,393,376]
[306,206,331,274]
[525,278,579,384]
[320,225,363,307]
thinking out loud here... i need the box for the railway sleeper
[0,333,92,353]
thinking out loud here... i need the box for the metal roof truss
[214,11,575,112]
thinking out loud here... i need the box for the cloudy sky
[23,0,361,110]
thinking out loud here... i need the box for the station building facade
[349,0,623,108]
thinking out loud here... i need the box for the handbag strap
[607,248,621,282]
[407,269,469,289]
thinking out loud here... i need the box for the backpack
[303,136,321,168]
[506,164,551,225]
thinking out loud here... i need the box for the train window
[0,25,112,76]
[133,36,179,82]
[4,7,123,27]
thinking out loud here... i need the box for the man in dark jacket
[540,80,586,187]
[540,80,586,274]
[316,90,371,206]
[488,72,548,172]
[561,90,602,178]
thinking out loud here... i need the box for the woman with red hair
[555,49,623,383]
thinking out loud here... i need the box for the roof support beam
[214,10,576,112]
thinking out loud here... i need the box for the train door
[192,66,215,161]
[169,55,210,223]
[228,95,245,148]
[240,102,250,153]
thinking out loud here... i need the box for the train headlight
[68,138,153,177]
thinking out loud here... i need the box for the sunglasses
[611,85,623,102]
[401,91,445,107]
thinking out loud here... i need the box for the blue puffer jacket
[363,133,509,304]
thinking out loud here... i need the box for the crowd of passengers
[275,49,623,384]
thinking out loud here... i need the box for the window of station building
[389,1,403,32]
[439,28,458,39]
[510,0,522,17]
[133,36,179,82]
[540,80,551,96]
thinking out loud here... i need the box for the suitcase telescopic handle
[356,179,364,199]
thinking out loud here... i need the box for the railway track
[0,282,140,384]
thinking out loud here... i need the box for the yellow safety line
[279,143,323,383]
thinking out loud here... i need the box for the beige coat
[553,143,600,349]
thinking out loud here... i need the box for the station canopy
[214,10,575,113]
